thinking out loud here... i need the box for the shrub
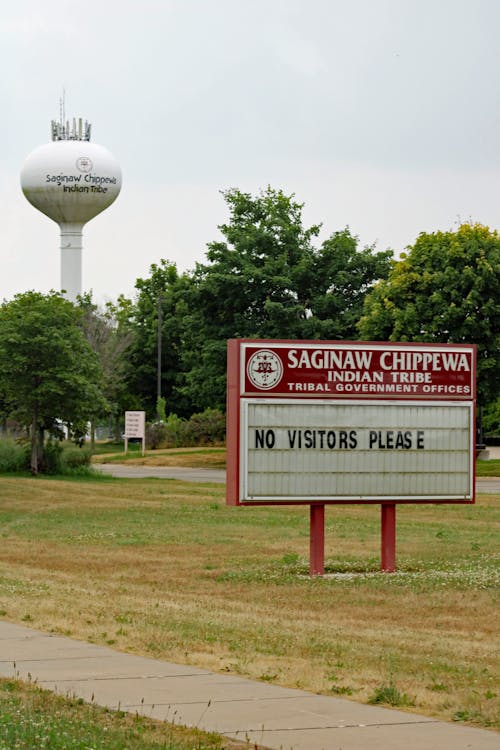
[145,409,226,450]
[184,409,226,445]
[147,414,188,449]
[483,398,500,438]
[164,413,190,447]
[0,438,93,475]
[368,682,414,707]
[146,421,168,449]
[0,439,29,472]
[62,446,92,470]
[42,441,64,474]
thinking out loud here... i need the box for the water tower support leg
[60,223,83,303]
[309,504,325,576]
[381,503,396,572]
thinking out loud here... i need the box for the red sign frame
[226,339,476,508]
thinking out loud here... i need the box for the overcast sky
[2,0,500,304]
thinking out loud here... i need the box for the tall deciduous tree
[180,187,392,410]
[358,223,500,405]
[0,291,106,473]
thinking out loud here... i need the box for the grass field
[0,472,498,732]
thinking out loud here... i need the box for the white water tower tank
[20,116,122,302]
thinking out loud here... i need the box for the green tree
[77,293,134,443]
[482,397,500,437]
[0,291,106,473]
[358,223,500,405]
[122,260,194,419]
[180,187,392,410]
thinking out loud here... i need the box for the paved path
[0,622,497,750]
[476,477,500,493]
[96,463,226,482]
[96,464,500,493]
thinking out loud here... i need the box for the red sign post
[226,339,476,574]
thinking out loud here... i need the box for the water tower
[20,113,122,302]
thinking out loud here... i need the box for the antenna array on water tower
[20,105,122,302]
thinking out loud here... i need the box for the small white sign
[125,411,145,439]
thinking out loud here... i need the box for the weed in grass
[115,613,133,624]
[453,708,494,727]
[368,682,415,707]
[281,552,300,565]
[330,684,353,696]
[428,680,449,693]
[259,672,278,682]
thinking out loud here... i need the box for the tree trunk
[38,426,45,468]
[30,409,38,475]
[90,420,96,454]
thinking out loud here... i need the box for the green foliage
[163,412,188,447]
[146,420,168,449]
[368,682,414,707]
[117,188,392,415]
[483,398,500,436]
[156,396,167,422]
[180,187,392,410]
[0,439,29,472]
[42,441,64,474]
[77,292,134,437]
[0,291,107,473]
[0,438,92,475]
[122,261,194,419]
[186,408,226,444]
[476,459,500,477]
[62,446,92,470]
[358,223,500,404]
[146,409,226,449]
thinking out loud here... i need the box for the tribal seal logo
[247,349,283,390]
[76,156,93,173]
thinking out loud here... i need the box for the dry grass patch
[0,476,498,731]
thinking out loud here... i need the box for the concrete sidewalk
[0,622,497,750]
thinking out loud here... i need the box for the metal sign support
[309,504,325,576]
[381,503,396,572]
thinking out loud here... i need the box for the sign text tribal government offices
[226,340,476,505]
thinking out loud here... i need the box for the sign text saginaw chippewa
[226,340,476,505]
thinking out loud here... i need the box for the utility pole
[157,293,163,419]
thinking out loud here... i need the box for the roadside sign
[227,340,476,505]
[124,410,146,456]
[226,339,477,572]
